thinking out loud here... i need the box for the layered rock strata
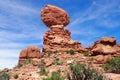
[19,46,40,63]
[90,37,120,63]
[41,5,85,53]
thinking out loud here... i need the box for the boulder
[90,37,120,64]
[91,37,120,55]
[41,5,70,28]
[94,55,112,64]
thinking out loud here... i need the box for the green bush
[53,51,58,54]
[43,71,64,80]
[48,52,51,57]
[52,58,63,65]
[0,72,10,80]
[14,74,18,79]
[25,59,33,64]
[66,49,75,55]
[39,64,47,75]
[89,58,94,62]
[102,56,120,73]
[83,51,89,56]
[69,62,103,80]
[15,59,33,69]
[16,63,23,68]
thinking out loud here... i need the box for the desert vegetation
[13,74,19,79]
[66,49,75,55]
[68,62,103,80]
[43,70,64,80]
[0,72,10,80]
[102,56,120,74]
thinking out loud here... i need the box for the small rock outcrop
[90,37,120,63]
[41,5,85,53]
[19,46,40,63]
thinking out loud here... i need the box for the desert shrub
[83,51,89,56]
[48,51,51,57]
[52,58,63,65]
[25,59,33,64]
[66,73,72,80]
[69,62,103,80]
[66,49,75,55]
[0,72,10,80]
[89,58,94,62]
[15,59,33,69]
[16,63,23,68]
[53,51,58,54]
[22,73,25,75]
[39,64,47,75]
[43,70,64,80]
[14,74,18,79]
[102,56,120,73]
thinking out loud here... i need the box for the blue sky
[0,0,120,69]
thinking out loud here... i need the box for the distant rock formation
[41,5,85,53]
[19,46,40,63]
[90,37,120,63]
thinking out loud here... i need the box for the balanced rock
[19,46,40,63]
[41,5,70,28]
[41,5,85,53]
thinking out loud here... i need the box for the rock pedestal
[41,5,85,53]
[42,25,84,53]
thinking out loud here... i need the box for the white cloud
[0,0,45,69]
[70,0,120,27]
[66,0,120,47]
[0,0,38,16]
[0,49,20,69]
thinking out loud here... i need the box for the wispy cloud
[0,0,45,69]
[0,0,45,46]
[0,0,38,16]
[70,0,120,27]
[0,49,20,69]
[67,0,120,47]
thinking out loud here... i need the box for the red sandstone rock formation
[41,5,70,27]
[90,37,120,63]
[19,46,40,63]
[41,5,85,53]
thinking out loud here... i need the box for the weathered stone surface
[90,37,120,63]
[19,46,40,63]
[32,59,40,66]
[91,37,120,55]
[27,46,40,58]
[94,55,112,64]
[42,25,85,53]
[41,5,85,53]
[41,5,70,27]
[19,49,27,58]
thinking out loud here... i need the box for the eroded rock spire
[41,5,85,53]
